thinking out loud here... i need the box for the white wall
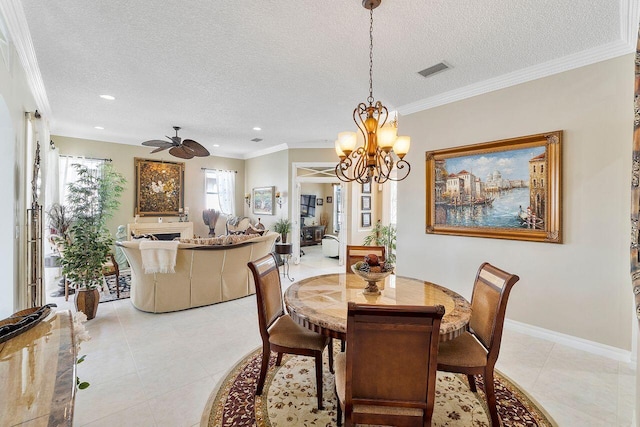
[0,45,38,317]
[245,149,289,233]
[397,54,634,350]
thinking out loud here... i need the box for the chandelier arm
[388,159,412,182]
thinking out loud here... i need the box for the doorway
[291,163,347,266]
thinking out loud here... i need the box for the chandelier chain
[368,7,374,105]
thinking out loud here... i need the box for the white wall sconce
[244,193,251,207]
[275,191,284,208]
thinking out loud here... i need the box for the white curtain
[45,146,59,208]
[58,156,105,204]
[216,170,236,216]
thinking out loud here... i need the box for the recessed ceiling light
[94,126,104,130]
[253,127,261,131]
[99,95,115,100]
[213,144,220,147]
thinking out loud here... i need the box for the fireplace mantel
[127,222,194,240]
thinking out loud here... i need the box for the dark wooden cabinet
[301,225,325,246]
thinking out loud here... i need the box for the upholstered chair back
[468,262,520,355]
[249,254,284,336]
[345,245,386,273]
[342,302,444,426]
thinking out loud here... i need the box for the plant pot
[281,233,287,244]
[75,288,99,320]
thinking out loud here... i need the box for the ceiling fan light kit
[334,0,411,184]
[142,126,210,159]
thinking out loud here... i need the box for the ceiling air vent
[418,62,450,78]
[251,138,263,142]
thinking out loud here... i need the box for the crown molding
[0,0,51,120]
[399,0,640,117]
[243,143,289,159]
[398,40,633,116]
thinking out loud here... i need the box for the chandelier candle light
[335,0,411,184]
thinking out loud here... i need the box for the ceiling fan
[142,126,210,159]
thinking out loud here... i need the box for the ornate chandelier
[335,0,411,184]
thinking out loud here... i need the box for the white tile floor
[47,245,636,426]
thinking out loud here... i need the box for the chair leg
[275,352,283,366]
[341,339,346,352]
[115,273,120,298]
[467,374,477,392]
[315,352,324,409]
[483,369,500,427]
[336,395,343,426]
[328,338,334,373]
[256,347,270,395]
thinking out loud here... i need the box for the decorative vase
[75,288,99,320]
[281,233,287,244]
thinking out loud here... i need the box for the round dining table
[284,273,471,342]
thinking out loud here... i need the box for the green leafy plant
[363,221,397,264]
[76,354,90,389]
[273,218,292,243]
[61,163,126,290]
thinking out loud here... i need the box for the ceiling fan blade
[169,146,195,159]
[182,139,210,157]
[142,139,172,148]
[150,146,169,153]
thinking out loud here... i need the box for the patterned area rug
[99,271,131,303]
[203,347,556,427]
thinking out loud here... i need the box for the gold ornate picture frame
[135,158,185,216]
[425,131,562,243]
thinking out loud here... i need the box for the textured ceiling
[20,0,626,158]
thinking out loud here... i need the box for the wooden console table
[301,225,325,246]
[0,310,76,426]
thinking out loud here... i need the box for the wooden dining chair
[248,253,333,410]
[345,245,385,273]
[437,262,520,427]
[335,302,445,427]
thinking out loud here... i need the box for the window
[59,156,106,203]
[204,169,236,215]
[541,165,544,173]
[205,171,222,212]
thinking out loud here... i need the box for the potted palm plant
[273,218,292,243]
[363,220,397,264]
[61,163,125,319]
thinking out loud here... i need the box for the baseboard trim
[504,319,632,363]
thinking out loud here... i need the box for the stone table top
[0,310,76,426]
[284,273,471,341]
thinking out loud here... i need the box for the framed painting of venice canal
[425,131,562,243]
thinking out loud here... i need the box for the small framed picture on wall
[317,198,323,206]
[326,196,333,203]
[362,181,371,194]
[361,212,372,228]
[361,195,371,211]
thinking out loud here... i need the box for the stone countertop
[0,310,76,426]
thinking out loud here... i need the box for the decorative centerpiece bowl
[351,263,394,296]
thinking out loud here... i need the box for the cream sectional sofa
[118,232,278,313]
